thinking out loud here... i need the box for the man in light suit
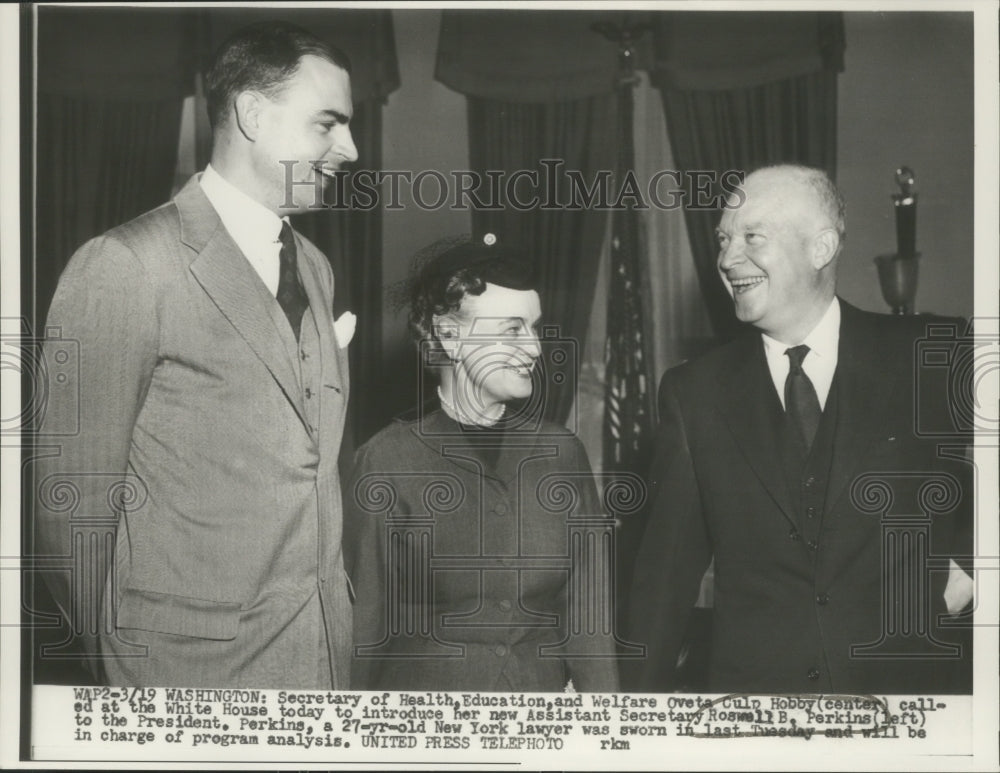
[627,165,973,694]
[36,22,358,688]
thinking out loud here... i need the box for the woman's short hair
[404,235,537,344]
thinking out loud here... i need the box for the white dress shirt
[761,297,840,410]
[200,164,286,296]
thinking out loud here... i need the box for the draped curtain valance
[37,7,199,101]
[435,10,843,102]
[36,7,400,104]
[651,12,845,90]
[435,10,636,103]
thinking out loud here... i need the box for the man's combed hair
[205,21,351,130]
[754,163,846,242]
[801,167,846,242]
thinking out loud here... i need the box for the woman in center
[346,235,619,693]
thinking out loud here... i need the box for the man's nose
[333,125,358,165]
[717,238,744,272]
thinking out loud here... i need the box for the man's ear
[432,315,462,361]
[233,91,264,141]
[811,228,840,270]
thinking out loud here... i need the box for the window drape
[653,12,845,339]
[34,7,197,323]
[35,95,186,324]
[437,9,632,425]
[466,95,619,425]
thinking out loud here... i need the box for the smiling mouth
[729,276,766,294]
[312,163,339,179]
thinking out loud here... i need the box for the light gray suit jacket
[36,175,352,688]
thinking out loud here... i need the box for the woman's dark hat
[420,232,535,290]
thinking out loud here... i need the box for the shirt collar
[761,296,841,361]
[200,164,285,244]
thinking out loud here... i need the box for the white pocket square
[334,311,356,349]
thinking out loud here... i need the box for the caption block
[31,687,968,762]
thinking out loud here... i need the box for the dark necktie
[784,344,822,451]
[276,221,309,340]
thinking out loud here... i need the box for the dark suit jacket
[36,175,353,688]
[627,301,973,694]
[345,408,620,692]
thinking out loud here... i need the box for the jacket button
[816,593,829,605]
[806,540,818,551]
[804,476,816,488]
[493,502,508,516]
[498,599,512,612]
[305,387,313,399]
[807,667,820,680]
[300,350,309,360]
[806,506,816,519]
[494,644,508,657]
[789,529,801,541]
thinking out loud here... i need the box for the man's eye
[717,235,729,248]
[746,232,764,243]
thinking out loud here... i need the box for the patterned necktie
[276,221,309,341]
[785,344,822,450]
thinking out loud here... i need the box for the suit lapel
[298,239,348,398]
[716,333,798,528]
[298,239,350,458]
[823,301,899,515]
[177,177,308,428]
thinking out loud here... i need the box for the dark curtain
[437,10,631,101]
[466,95,618,424]
[34,7,196,324]
[35,96,185,323]
[654,12,845,339]
[438,10,632,424]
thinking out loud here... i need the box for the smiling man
[37,22,358,688]
[626,164,973,694]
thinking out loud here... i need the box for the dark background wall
[836,12,974,318]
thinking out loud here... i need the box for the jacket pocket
[116,587,241,641]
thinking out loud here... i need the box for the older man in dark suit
[627,165,973,694]
[37,22,358,687]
